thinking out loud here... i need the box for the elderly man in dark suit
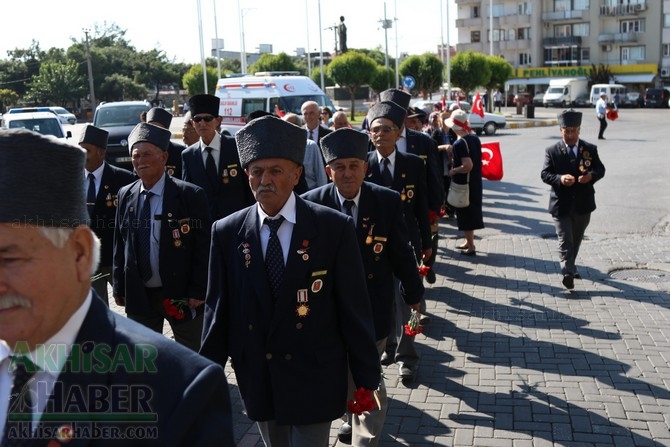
[302,128,425,446]
[0,128,233,446]
[113,123,211,351]
[182,94,254,220]
[365,100,432,384]
[541,109,606,290]
[146,106,184,179]
[301,100,332,149]
[200,116,380,447]
[379,89,444,284]
[80,125,135,305]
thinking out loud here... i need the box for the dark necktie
[308,129,314,141]
[380,158,393,187]
[138,191,154,283]
[86,173,96,218]
[343,200,355,219]
[2,357,37,445]
[264,216,285,300]
[205,147,218,188]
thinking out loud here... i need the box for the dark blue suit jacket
[165,141,185,179]
[89,163,135,268]
[541,139,605,217]
[405,128,444,213]
[31,293,234,446]
[200,194,380,425]
[366,151,432,255]
[112,176,211,317]
[181,136,254,220]
[302,182,424,340]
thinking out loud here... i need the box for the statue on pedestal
[338,16,348,53]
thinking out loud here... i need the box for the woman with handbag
[445,109,484,256]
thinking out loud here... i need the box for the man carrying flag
[472,92,486,118]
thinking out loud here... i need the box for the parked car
[445,100,472,113]
[620,92,644,108]
[93,101,151,170]
[2,111,72,139]
[573,92,591,108]
[513,92,532,105]
[643,88,670,108]
[469,111,506,136]
[533,91,545,106]
[49,107,77,125]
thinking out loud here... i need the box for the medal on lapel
[365,224,375,245]
[297,239,310,261]
[296,289,309,317]
[172,229,182,247]
[105,193,113,207]
[242,242,251,268]
[400,188,407,202]
[222,169,230,184]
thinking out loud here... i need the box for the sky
[1,0,458,65]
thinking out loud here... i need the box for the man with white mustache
[0,128,234,445]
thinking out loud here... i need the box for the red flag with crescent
[481,141,503,181]
[472,92,485,118]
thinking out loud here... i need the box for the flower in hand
[162,298,188,320]
[417,264,431,277]
[347,387,377,415]
[404,309,423,337]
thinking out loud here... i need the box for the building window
[518,2,532,15]
[554,25,572,37]
[581,48,590,63]
[620,20,645,33]
[573,0,589,10]
[492,4,504,17]
[663,44,670,57]
[472,6,479,18]
[555,0,570,12]
[519,53,531,65]
[471,31,481,43]
[517,27,530,40]
[508,29,516,41]
[492,29,507,42]
[573,23,590,37]
[665,14,670,27]
[621,46,645,62]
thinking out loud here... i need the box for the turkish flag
[472,92,485,118]
[481,141,503,181]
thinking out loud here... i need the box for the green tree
[220,58,242,74]
[399,53,443,98]
[182,65,218,96]
[587,63,614,86]
[0,41,45,97]
[309,67,335,88]
[449,51,491,98]
[248,52,298,75]
[25,60,86,107]
[484,55,513,111]
[356,48,395,68]
[0,89,19,113]
[98,73,147,102]
[369,66,395,96]
[327,51,377,121]
[133,49,180,103]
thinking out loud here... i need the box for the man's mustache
[0,294,32,310]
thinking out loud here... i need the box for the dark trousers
[552,208,591,276]
[128,287,204,352]
[598,116,608,138]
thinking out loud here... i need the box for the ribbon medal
[172,229,182,247]
[297,239,310,261]
[296,289,309,317]
[222,169,230,184]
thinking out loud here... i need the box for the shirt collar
[85,162,105,180]
[336,188,361,210]
[376,149,397,165]
[141,172,167,197]
[200,132,222,152]
[257,191,297,226]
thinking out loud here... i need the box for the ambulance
[215,71,337,135]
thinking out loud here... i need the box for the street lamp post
[379,3,393,90]
[83,28,96,114]
[213,0,221,80]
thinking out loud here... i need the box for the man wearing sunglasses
[182,94,254,220]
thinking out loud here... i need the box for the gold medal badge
[297,239,310,261]
[296,304,310,317]
[222,169,230,184]
[172,229,182,248]
[296,289,309,317]
[400,188,407,201]
[105,193,112,207]
[365,223,375,245]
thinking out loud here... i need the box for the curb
[507,119,558,129]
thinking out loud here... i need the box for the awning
[505,77,554,86]
[612,74,656,84]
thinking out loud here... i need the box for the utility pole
[379,3,393,90]
[83,28,96,115]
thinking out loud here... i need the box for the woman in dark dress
[445,109,484,255]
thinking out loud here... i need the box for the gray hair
[38,227,101,275]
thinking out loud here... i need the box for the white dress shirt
[84,163,105,198]
[257,193,297,264]
[199,132,222,171]
[336,189,361,225]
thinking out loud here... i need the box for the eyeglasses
[369,125,396,134]
[192,115,216,123]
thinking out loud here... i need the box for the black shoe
[598,137,605,140]
[337,422,352,445]
[574,273,581,279]
[425,268,436,284]
[419,314,431,325]
[461,250,476,256]
[380,351,393,366]
[562,274,574,290]
[399,364,414,382]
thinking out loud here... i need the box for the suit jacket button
[265,353,272,360]
[374,256,380,261]
[296,323,303,330]
[368,274,374,279]
[248,324,253,331]
[284,354,292,361]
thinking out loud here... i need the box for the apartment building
[454,0,668,93]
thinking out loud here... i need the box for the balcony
[598,32,640,44]
[456,17,483,28]
[599,2,647,16]
[499,14,531,26]
[454,0,479,3]
[542,10,584,21]
[542,36,583,46]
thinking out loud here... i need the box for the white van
[590,84,626,105]
[2,111,72,140]
[215,72,337,135]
